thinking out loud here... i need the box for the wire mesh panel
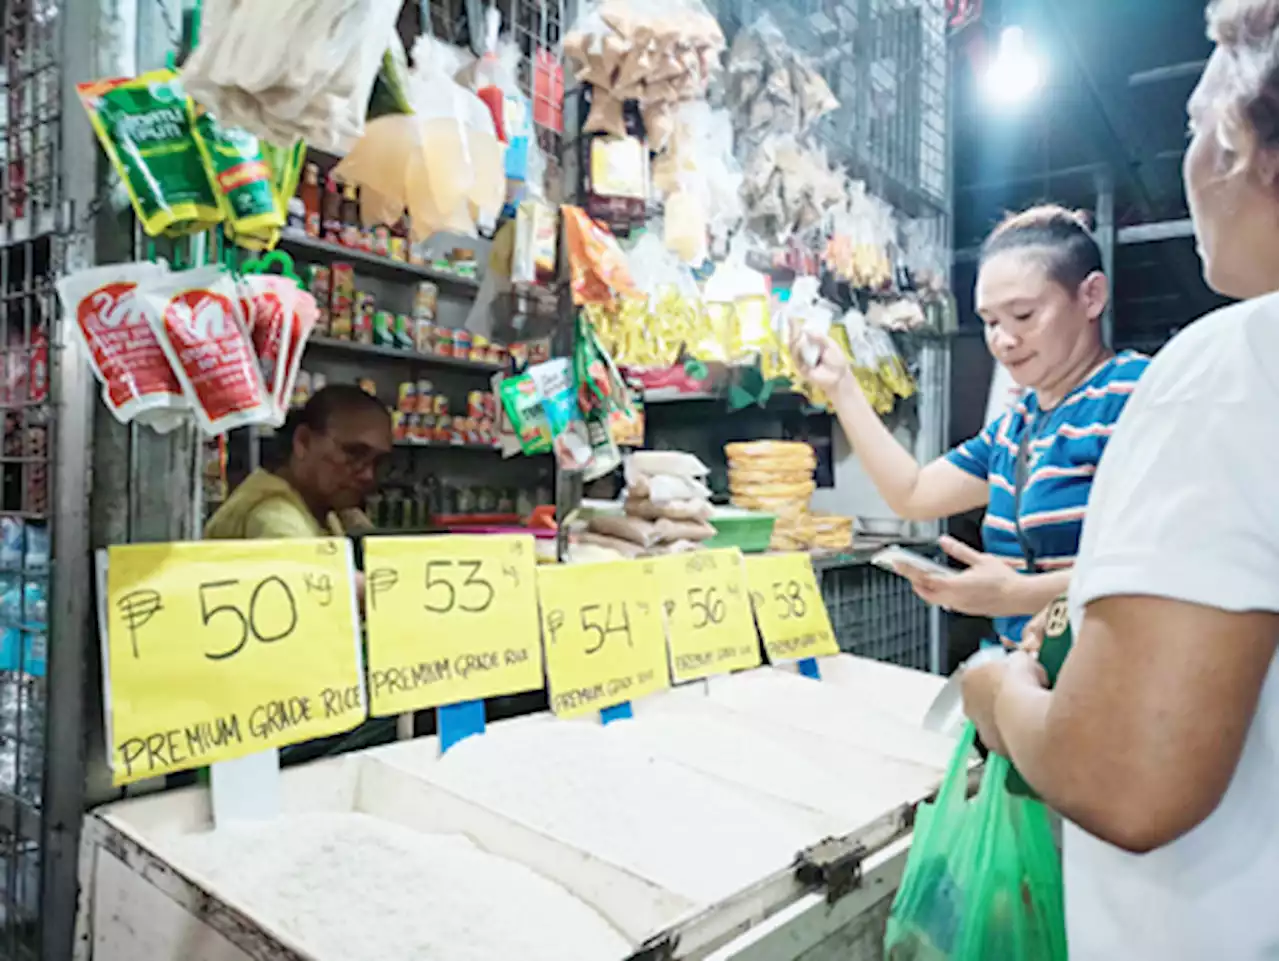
[706,0,949,216]
[419,0,569,191]
[819,561,932,670]
[0,0,65,956]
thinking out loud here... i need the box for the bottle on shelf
[322,172,344,245]
[301,163,322,238]
[340,182,361,249]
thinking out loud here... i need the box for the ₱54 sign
[536,560,671,719]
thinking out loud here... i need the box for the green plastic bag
[884,723,1067,961]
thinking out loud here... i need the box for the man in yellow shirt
[206,384,392,542]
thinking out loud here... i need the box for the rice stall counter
[77,534,959,961]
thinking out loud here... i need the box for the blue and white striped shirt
[946,351,1150,645]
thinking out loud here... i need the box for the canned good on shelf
[415,282,439,319]
[453,329,473,359]
[397,382,417,413]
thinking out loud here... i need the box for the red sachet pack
[140,265,271,434]
[56,262,188,431]
[241,274,317,425]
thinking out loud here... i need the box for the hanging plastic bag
[337,34,505,240]
[56,261,188,431]
[704,235,770,362]
[139,266,273,435]
[180,0,402,152]
[884,723,1067,961]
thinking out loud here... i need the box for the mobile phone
[870,546,955,579]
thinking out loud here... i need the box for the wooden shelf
[393,440,502,453]
[305,336,501,374]
[278,233,481,291]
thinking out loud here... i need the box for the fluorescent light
[984,25,1045,107]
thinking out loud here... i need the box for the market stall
[18,0,962,954]
[77,517,968,960]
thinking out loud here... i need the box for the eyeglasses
[333,440,391,477]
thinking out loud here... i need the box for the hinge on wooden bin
[795,835,868,904]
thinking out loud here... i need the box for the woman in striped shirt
[794,205,1148,649]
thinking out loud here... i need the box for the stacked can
[305,265,331,336]
[330,263,355,340]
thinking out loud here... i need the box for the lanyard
[1012,417,1041,574]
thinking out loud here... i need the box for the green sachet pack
[189,104,284,248]
[499,373,553,456]
[77,69,220,237]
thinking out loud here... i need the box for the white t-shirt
[1065,292,1279,960]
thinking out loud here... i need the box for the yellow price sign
[744,553,840,662]
[536,560,671,718]
[362,534,544,714]
[649,549,762,682]
[99,538,366,786]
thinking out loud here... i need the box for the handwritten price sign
[536,560,671,719]
[99,539,366,786]
[744,553,840,663]
[363,534,544,715]
[649,549,761,683]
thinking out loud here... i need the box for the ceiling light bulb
[984,25,1045,107]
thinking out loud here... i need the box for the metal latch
[625,932,677,961]
[795,835,868,904]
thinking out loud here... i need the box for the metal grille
[0,0,62,955]
[422,0,569,178]
[707,0,950,216]
[819,562,932,669]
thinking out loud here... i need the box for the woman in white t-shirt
[960,2,1279,959]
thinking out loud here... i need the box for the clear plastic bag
[724,12,837,143]
[334,34,506,240]
[651,102,742,259]
[561,0,724,107]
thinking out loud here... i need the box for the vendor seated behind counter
[793,205,1149,649]
[205,384,391,542]
[200,385,394,770]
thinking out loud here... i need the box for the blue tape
[600,702,633,724]
[439,700,486,752]
[797,657,821,679]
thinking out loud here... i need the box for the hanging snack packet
[139,266,272,435]
[56,261,189,430]
[562,205,639,306]
[498,373,553,456]
[190,104,285,247]
[77,70,220,237]
[528,358,593,472]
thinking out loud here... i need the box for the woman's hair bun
[980,203,1105,289]
[989,204,1093,239]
